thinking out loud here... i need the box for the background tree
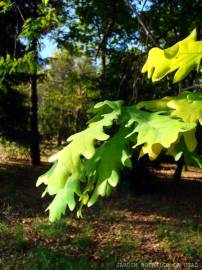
[39,49,98,145]
[0,0,66,164]
[56,0,140,95]
[0,1,31,147]
[0,0,201,172]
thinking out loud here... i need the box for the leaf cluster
[37,30,202,221]
[37,89,202,221]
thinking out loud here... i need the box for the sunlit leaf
[84,127,132,207]
[124,106,196,160]
[167,92,202,125]
[36,101,123,221]
[142,29,202,83]
[42,0,49,5]
[137,92,202,125]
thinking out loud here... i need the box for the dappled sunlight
[0,160,202,268]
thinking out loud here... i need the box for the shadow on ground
[0,161,202,269]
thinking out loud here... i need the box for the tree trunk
[57,129,62,146]
[101,51,106,78]
[173,157,184,181]
[30,68,40,165]
[130,155,151,190]
[76,108,81,132]
[29,0,40,165]
[101,50,106,95]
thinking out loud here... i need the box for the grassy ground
[0,160,202,270]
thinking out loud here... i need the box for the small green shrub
[156,221,202,261]
[23,247,91,270]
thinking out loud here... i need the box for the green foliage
[0,0,12,13]
[39,49,98,142]
[37,30,202,221]
[19,7,59,41]
[0,0,64,91]
[0,222,10,235]
[0,0,67,165]
[59,0,138,56]
[0,139,29,160]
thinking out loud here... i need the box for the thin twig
[13,20,18,58]
[14,2,25,22]
[117,74,126,99]
[95,21,114,59]
[95,0,116,59]
[125,0,158,47]
[141,0,148,12]
[181,84,202,92]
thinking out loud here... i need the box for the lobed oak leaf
[142,29,202,83]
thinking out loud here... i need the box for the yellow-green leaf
[142,29,202,83]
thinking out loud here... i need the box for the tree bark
[29,0,40,165]
[129,155,151,190]
[101,50,106,89]
[30,66,40,165]
[57,128,62,146]
[173,157,184,181]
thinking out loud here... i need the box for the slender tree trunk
[57,111,64,146]
[101,50,106,95]
[76,108,81,132]
[57,135,62,146]
[29,0,40,165]
[57,128,62,146]
[101,51,106,77]
[30,63,40,165]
